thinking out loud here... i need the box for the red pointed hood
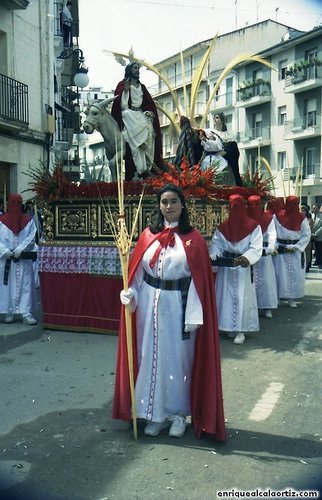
[276,195,305,231]
[266,197,285,216]
[218,195,258,243]
[0,194,31,235]
[247,195,272,233]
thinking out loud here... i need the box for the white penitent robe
[121,84,155,175]
[0,220,37,315]
[273,217,311,299]
[128,227,203,423]
[254,219,278,310]
[209,225,262,333]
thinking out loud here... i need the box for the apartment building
[153,19,322,205]
[0,0,55,201]
[0,0,87,199]
[235,25,322,206]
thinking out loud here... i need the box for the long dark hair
[124,62,139,80]
[150,184,193,234]
[215,112,227,132]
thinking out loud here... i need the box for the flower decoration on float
[24,160,273,204]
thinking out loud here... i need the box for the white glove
[13,249,22,259]
[120,288,134,305]
[184,324,200,333]
[285,245,297,253]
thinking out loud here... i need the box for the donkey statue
[83,97,125,182]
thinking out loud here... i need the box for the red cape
[112,227,226,441]
[111,80,163,170]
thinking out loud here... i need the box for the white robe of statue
[121,84,155,175]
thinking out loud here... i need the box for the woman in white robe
[114,184,226,441]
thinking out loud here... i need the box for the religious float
[28,159,272,335]
[27,41,277,334]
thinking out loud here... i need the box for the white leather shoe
[4,314,14,324]
[264,310,273,319]
[234,333,245,344]
[144,421,168,436]
[169,415,186,438]
[288,300,297,308]
[22,315,37,326]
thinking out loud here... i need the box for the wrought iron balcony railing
[0,73,29,125]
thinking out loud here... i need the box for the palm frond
[200,55,275,128]
[189,35,218,124]
[259,156,276,196]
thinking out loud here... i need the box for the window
[252,112,262,139]
[196,90,204,114]
[277,151,286,170]
[304,98,317,128]
[226,77,233,106]
[278,106,287,125]
[304,147,316,176]
[163,133,171,155]
[225,114,233,130]
[278,59,288,80]
[253,69,263,96]
[305,49,318,79]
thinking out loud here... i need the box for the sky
[78,0,322,91]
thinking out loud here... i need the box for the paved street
[0,268,321,500]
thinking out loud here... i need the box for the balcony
[237,125,271,149]
[53,2,64,55]
[284,62,322,93]
[283,164,321,184]
[235,81,272,108]
[0,74,29,132]
[284,116,321,141]
[55,113,74,152]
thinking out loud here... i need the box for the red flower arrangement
[25,160,273,203]
[145,158,218,200]
[146,159,273,201]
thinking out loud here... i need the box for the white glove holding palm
[13,249,22,259]
[120,288,134,305]
[184,324,200,333]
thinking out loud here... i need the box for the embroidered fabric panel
[39,245,122,276]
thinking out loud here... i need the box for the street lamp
[59,48,89,88]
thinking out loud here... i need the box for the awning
[55,102,71,113]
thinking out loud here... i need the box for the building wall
[0,0,55,200]
[153,21,322,202]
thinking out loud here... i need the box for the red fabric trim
[40,273,123,334]
[112,227,226,441]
